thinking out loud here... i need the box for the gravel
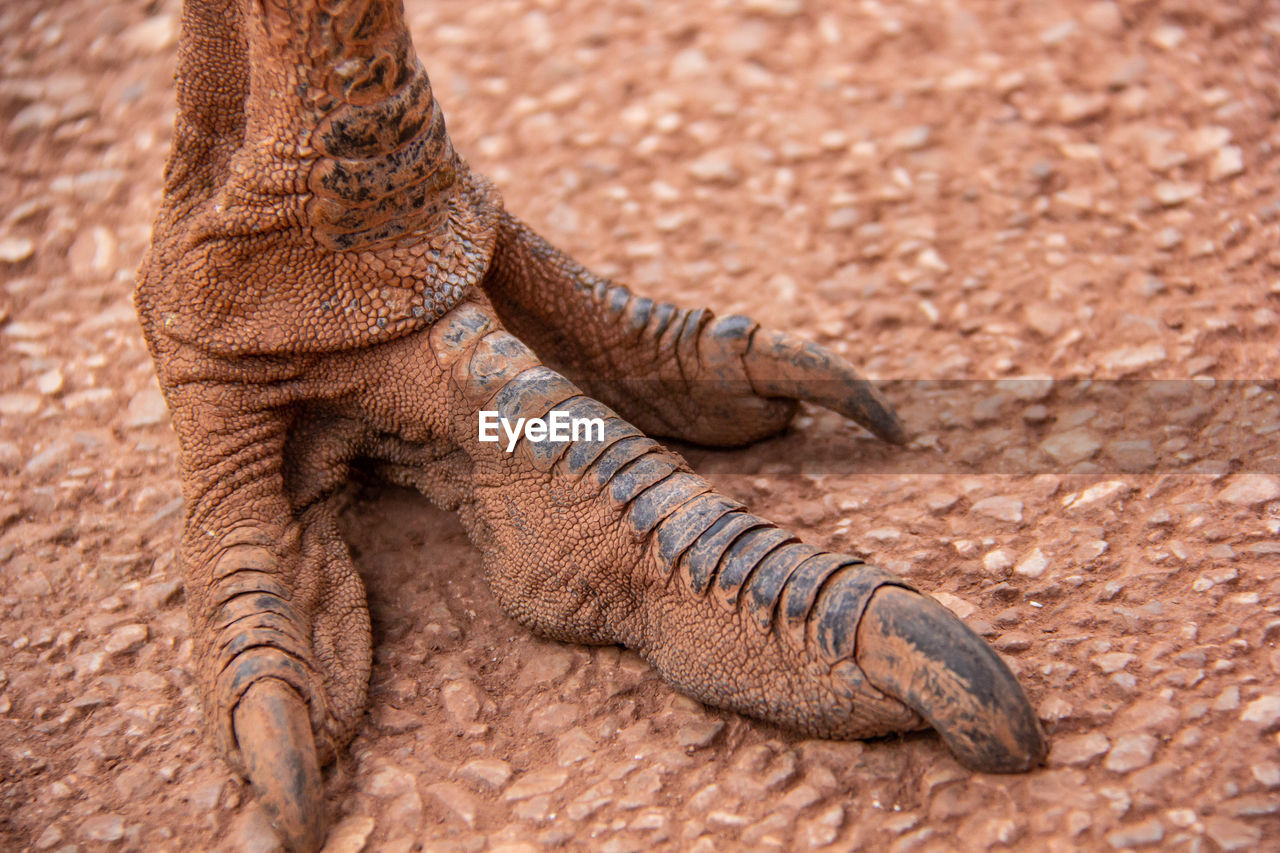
[970,496,1024,523]
[0,236,35,263]
[1104,734,1157,772]
[1105,818,1164,849]
[1219,474,1280,507]
[1241,695,1280,731]
[1049,733,1111,767]
[124,387,169,428]
[3,2,1275,851]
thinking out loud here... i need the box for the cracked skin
[134,0,1048,848]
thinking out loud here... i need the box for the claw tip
[233,680,327,853]
[856,586,1047,773]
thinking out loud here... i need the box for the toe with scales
[453,338,1047,766]
[483,211,910,447]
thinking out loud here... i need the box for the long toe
[855,585,1048,773]
[483,212,909,447]
[369,297,1045,774]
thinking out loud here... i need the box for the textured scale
[778,552,860,652]
[678,512,770,597]
[813,564,914,664]
[711,525,799,613]
[562,419,642,480]
[624,473,710,538]
[741,543,824,634]
[586,437,663,490]
[652,493,743,575]
[605,455,682,510]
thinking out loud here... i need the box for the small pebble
[1041,429,1102,465]
[81,815,125,843]
[1150,24,1185,50]
[1100,344,1167,373]
[125,14,178,53]
[677,719,725,749]
[104,623,148,656]
[363,765,415,799]
[1058,92,1108,123]
[35,370,63,396]
[971,496,1023,523]
[1219,474,1280,507]
[125,388,169,428]
[1104,734,1156,772]
[1064,481,1131,511]
[983,548,1013,573]
[1083,2,1123,34]
[1049,732,1110,766]
[441,680,481,725]
[1210,146,1244,181]
[426,782,478,827]
[1040,20,1079,45]
[1241,694,1280,730]
[1014,548,1049,579]
[459,759,513,790]
[1203,816,1262,851]
[323,816,376,853]
[1024,302,1071,337]
[995,631,1033,652]
[1184,125,1232,157]
[932,592,976,619]
[889,125,932,152]
[1154,227,1183,250]
[0,394,42,417]
[0,237,35,263]
[1093,652,1136,674]
[1105,818,1164,849]
[1252,762,1280,788]
[743,0,803,16]
[35,825,63,851]
[1155,181,1201,206]
[504,770,568,801]
[687,152,739,184]
[1214,685,1240,712]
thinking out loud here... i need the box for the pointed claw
[233,680,326,853]
[743,329,909,445]
[855,586,1048,772]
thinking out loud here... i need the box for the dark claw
[743,329,910,445]
[233,680,326,853]
[855,586,1048,772]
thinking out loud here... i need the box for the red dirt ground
[1,0,1279,851]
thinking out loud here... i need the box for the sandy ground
[2,0,1280,850]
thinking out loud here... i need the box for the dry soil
[1,1,1279,851]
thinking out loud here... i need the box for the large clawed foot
[234,680,326,853]
[856,586,1047,772]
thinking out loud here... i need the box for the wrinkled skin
[135,0,1048,849]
